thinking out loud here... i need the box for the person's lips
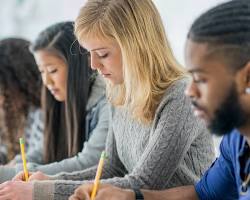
[193,107,206,118]
[49,88,60,95]
[101,73,111,78]
[191,100,207,119]
[99,71,111,78]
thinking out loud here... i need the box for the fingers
[71,184,115,200]
[12,171,33,181]
[28,171,47,181]
[12,172,25,181]
[0,193,12,200]
[0,181,11,190]
[0,181,15,199]
[0,181,33,200]
[75,184,92,197]
[95,185,126,200]
[69,194,82,200]
[71,184,93,200]
[95,187,112,200]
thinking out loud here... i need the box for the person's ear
[245,61,250,94]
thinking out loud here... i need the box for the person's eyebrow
[91,47,108,51]
[187,68,207,74]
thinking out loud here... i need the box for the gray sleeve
[43,83,207,198]
[0,128,7,164]
[32,107,127,199]
[0,166,16,183]
[22,102,109,175]
[50,106,127,181]
[33,123,127,200]
[14,141,43,165]
[0,143,7,164]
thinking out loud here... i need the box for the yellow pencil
[19,138,29,182]
[90,151,106,200]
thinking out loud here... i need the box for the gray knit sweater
[33,78,215,200]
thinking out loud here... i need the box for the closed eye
[98,53,108,59]
[192,73,207,84]
[48,69,58,74]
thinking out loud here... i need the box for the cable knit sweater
[33,78,215,200]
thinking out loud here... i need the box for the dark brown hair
[0,38,41,162]
[31,22,94,163]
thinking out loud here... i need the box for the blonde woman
[0,0,215,199]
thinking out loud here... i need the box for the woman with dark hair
[0,38,42,164]
[30,21,101,164]
[0,21,109,181]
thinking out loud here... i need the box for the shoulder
[153,78,209,137]
[28,108,44,134]
[163,78,189,99]
[26,108,43,127]
[156,78,190,112]
[28,108,43,119]
[220,129,245,158]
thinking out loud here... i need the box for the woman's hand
[69,183,92,200]
[69,184,135,200]
[13,171,50,182]
[27,171,51,181]
[12,171,34,181]
[0,181,33,200]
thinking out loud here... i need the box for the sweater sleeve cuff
[0,166,16,183]
[49,173,62,180]
[33,180,55,200]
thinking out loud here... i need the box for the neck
[239,121,250,146]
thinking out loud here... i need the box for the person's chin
[53,94,65,102]
[107,77,123,85]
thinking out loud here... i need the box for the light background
[0,0,228,65]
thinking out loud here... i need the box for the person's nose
[42,72,53,87]
[90,53,103,71]
[185,81,199,99]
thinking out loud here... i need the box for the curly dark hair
[0,38,41,162]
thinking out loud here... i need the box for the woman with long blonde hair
[0,0,215,199]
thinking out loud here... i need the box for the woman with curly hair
[0,38,42,164]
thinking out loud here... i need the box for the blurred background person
[0,38,42,164]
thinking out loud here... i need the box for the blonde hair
[75,0,186,124]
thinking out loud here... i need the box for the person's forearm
[141,185,199,200]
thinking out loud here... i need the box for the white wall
[0,0,227,58]
[154,0,228,65]
[0,0,87,41]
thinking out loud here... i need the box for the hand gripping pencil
[90,151,106,200]
[19,138,29,182]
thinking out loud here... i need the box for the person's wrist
[132,188,144,200]
[124,189,136,200]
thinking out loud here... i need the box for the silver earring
[246,88,250,94]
